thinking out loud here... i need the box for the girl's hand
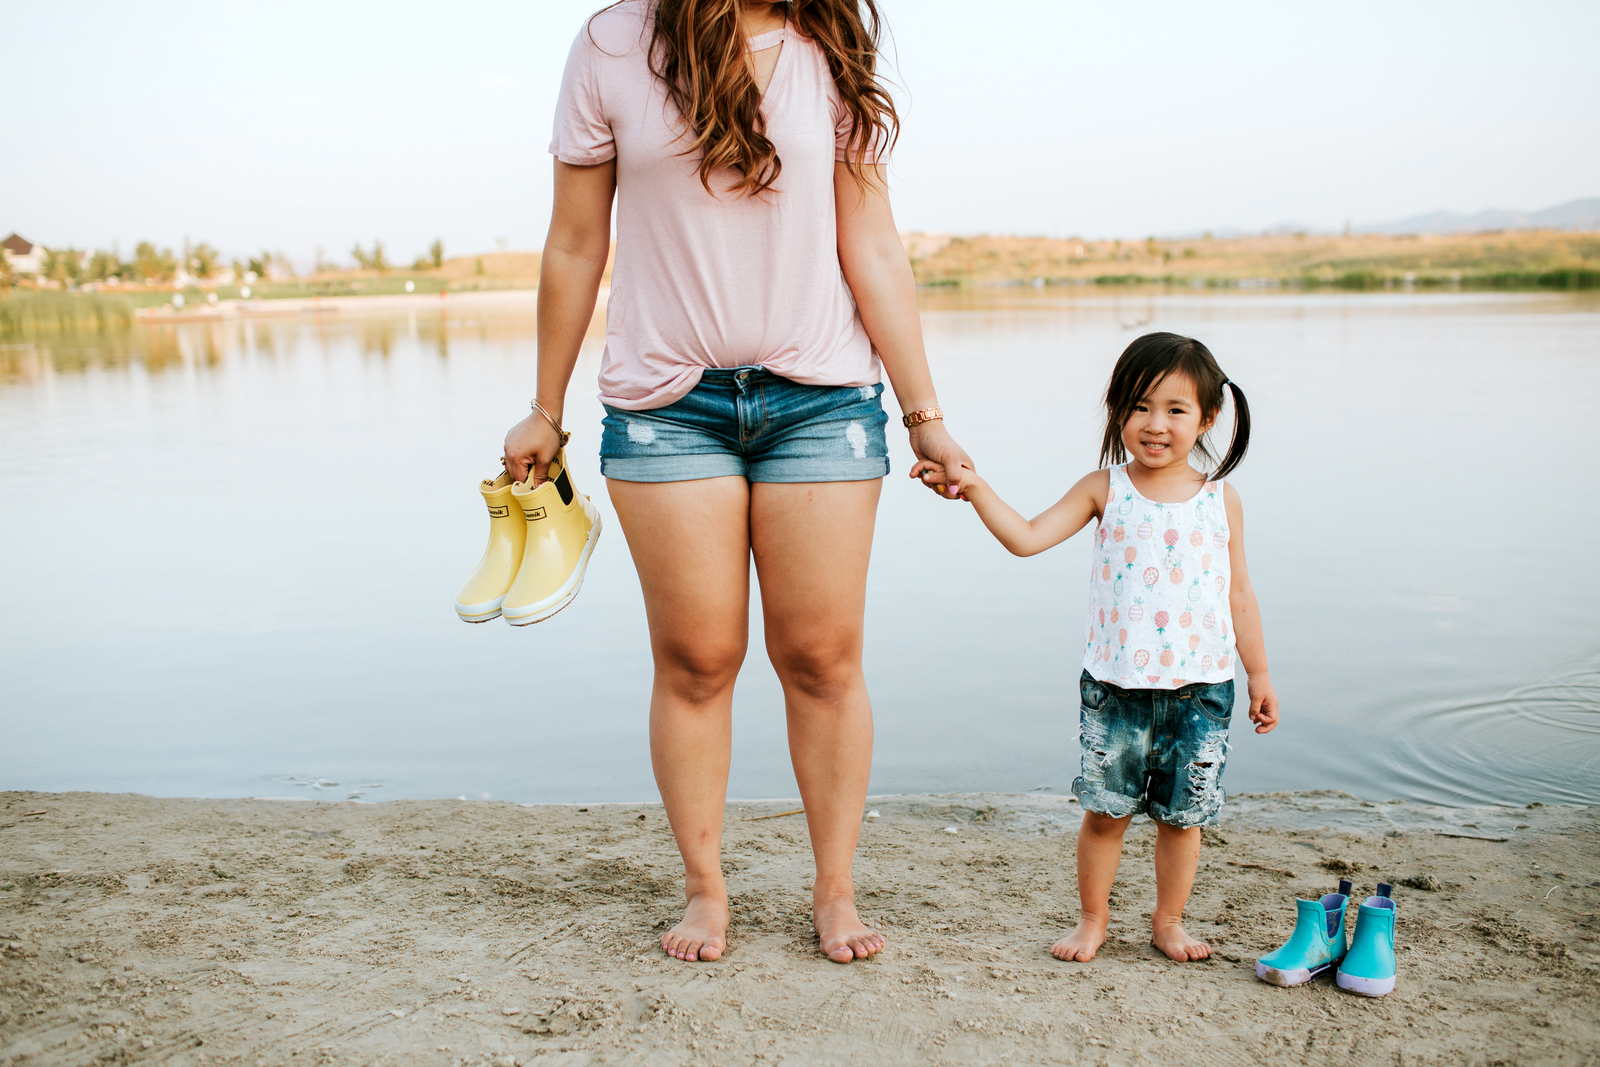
[908,421,974,500]
[502,410,562,485]
[1247,674,1279,734]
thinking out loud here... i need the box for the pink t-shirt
[550,1,883,411]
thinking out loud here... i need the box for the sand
[1,790,1596,1066]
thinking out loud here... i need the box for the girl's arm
[1223,483,1279,734]
[503,158,618,484]
[835,162,974,499]
[961,469,1108,557]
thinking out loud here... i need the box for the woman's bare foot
[813,895,883,963]
[1051,915,1109,961]
[661,892,729,962]
[1151,917,1210,961]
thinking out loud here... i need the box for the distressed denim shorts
[599,367,890,483]
[1071,670,1235,828]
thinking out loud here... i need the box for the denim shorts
[1071,670,1235,828]
[599,367,891,483]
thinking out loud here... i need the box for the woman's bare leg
[750,479,885,963]
[607,476,752,962]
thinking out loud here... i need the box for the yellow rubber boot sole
[502,449,602,626]
[454,471,527,623]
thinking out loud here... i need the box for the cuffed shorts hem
[600,454,889,484]
[1070,778,1225,827]
[1071,777,1143,819]
[1147,793,1226,829]
[600,454,748,483]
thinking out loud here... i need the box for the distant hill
[1358,197,1600,236]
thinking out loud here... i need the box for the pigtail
[1210,380,1251,482]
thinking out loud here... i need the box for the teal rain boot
[1255,879,1351,987]
[1337,883,1397,997]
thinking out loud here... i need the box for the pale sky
[4,0,1597,266]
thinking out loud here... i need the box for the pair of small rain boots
[454,448,602,626]
[1255,880,1398,997]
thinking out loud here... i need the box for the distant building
[2,233,43,275]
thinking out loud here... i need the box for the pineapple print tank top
[1083,465,1235,690]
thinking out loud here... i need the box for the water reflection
[0,298,546,380]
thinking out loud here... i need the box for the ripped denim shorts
[599,367,890,483]
[1071,670,1235,828]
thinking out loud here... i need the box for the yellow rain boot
[454,471,527,623]
[501,448,602,626]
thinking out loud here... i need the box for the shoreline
[3,789,1595,1065]
[220,788,1595,838]
[132,287,545,323]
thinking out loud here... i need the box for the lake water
[2,289,1597,808]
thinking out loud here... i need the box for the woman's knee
[655,638,746,704]
[768,635,863,702]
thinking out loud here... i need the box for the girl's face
[1120,372,1214,472]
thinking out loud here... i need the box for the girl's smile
[1121,372,1214,476]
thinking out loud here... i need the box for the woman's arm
[963,469,1107,557]
[1224,483,1279,734]
[503,158,618,484]
[834,162,973,498]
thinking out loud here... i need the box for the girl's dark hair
[597,0,897,198]
[1098,332,1251,481]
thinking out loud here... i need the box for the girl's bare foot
[661,892,729,962]
[1151,917,1210,961]
[1051,915,1109,961]
[813,895,883,963]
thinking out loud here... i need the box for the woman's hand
[907,420,974,500]
[503,410,563,485]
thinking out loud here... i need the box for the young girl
[918,331,1279,963]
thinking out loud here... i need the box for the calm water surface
[2,289,1597,807]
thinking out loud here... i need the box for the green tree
[134,242,177,282]
[351,242,388,272]
[44,247,84,286]
[429,238,444,269]
[87,249,121,281]
[190,242,220,279]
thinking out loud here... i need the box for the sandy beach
[1,790,1596,1066]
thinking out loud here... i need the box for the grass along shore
[904,228,1600,289]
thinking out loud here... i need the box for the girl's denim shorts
[599,367,891,484]
[1070,670,1235,828]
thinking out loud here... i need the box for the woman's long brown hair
[620,0,898,197]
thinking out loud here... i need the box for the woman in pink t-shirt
[503,0,974,965]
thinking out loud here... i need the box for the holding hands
[908,420,975,500]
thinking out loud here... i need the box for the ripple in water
[1372,656,1600,806]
